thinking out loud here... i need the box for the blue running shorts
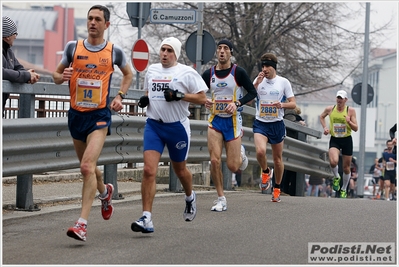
[208,114,242,142]
[253,119,286,144]
[68,108,111,142]
[143,118,190,162]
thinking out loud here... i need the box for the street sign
[185,30,216,64]
[126,3,151,28]
[351,83,374,105]
[131,39,149,72]
[150,9,196,24]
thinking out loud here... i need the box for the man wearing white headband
[131,37,208,233]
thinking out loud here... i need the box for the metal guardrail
[2,116,330,177]
[2,80,145,99]
[2,81,331,210]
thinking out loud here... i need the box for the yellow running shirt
[329,105,351,137]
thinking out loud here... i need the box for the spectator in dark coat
[2,16,40,117]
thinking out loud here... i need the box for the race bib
[75,78,102,109]
[333,123,347,137]
[386,161,395,171]
[213,95,233,115]
[259,100,277,119]
[150,80,171,101]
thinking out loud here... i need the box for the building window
[28,53,36,64]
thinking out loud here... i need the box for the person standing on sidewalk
[130,37,208,233]
[202,39,257,211]
[2,16,40,117]
[319,90,358,198]
[52,5,133,241]
[252,52,296,202]
[382,139,397,201]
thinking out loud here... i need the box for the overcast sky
[346,2,397,49]
[2,1,397,49]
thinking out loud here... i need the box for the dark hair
[260,53,278,63]
[88,5,110,22]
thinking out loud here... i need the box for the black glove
[138,95,149,108]
[164,89,185,102]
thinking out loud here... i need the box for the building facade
[2,4,76,76]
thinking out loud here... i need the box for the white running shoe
[131,216,154,233]
[211,198,227,212]
[239,145,248,171]
[183,191,197,222]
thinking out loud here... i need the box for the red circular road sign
[131,39,149,72]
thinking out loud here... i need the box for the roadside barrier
[2,81,332,210]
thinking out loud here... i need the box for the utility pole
[356,2,370,198]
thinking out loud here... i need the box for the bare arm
[182,91,207,105]
[320,106,332,135]
[281,96,296,109]
[118,64,133,95]
[110,64,133,112]
[347,107,358,132]
[253,72,264,89]
[52,63,69,85]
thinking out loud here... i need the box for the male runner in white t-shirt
[131,37,208,233]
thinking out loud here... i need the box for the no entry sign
[131,39,149,72]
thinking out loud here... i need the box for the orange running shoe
[260,167,273,191]
[271,188,281,202]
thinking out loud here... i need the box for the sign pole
[195,3,204,74]
[357,2,370,198]
[136,3,143,90]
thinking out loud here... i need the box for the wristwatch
[234,101,241,108]
[118,91,126,99]
[176,91,185,99]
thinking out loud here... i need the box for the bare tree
[109,2,394,94]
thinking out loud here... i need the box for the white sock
[342,173,350,191]
[218,196,226,201]
[77,218,87,225]
[185,193,193,202]
[331,166,339,177]
[143,211,151,221]
[100,186,108,198]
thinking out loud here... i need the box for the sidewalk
[2,167,214,221]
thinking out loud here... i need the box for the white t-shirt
[144,63,208,123]
[253,75,294,122]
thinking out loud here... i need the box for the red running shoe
[99,183,114,220]
[67,221,87,241]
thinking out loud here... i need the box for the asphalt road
[2,190,397,265]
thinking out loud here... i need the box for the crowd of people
[3,5,396,243]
